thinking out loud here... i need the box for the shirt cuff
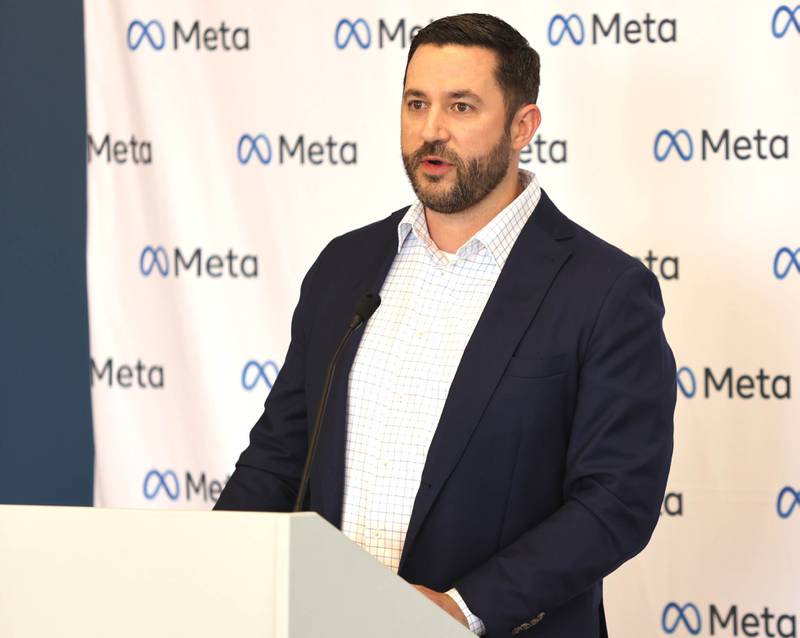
[445,587,486,636]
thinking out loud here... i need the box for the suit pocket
[504,354,570,379]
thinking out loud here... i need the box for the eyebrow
[448,90,483,103]
[403,88,484,104]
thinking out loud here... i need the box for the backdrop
[84,1,799,636]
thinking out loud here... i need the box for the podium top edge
[0,504,320,519]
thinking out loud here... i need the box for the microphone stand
[293,292,380,512]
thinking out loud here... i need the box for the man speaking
[216,13,676,638]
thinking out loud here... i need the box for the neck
[425,166,523,253]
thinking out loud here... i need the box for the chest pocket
[504,354,570,379]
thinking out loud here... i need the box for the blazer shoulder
[573,222,643,273]
[553,205,652,288]
[537,192,659,317]
[319,206,409,260]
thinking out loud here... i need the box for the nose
[420,105,450,144]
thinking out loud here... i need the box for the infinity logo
[140,245,170,277]
[772,5,800,37]
[777,486,800,518]
[662,602,702,635]
[676,366,696,398]
[773,247,800,279]
[127,19,165,51]
[242,360,280,391]
[335,18,371,49]
[143,469,179,500]
[548,14,585,45]
[237,134,272,165]
[654,129,694,161]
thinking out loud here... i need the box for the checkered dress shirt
[341,170,542,635]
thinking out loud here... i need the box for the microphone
[348,291,381,329]
[293,291,381,512]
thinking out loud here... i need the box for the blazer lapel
[399,191,574,568]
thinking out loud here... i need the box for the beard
[402,130,512,214]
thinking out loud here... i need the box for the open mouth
[421,156,453,172]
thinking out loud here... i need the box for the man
[215,13,675,638]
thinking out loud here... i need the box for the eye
[407,100,425,111]
[453,102,474,113]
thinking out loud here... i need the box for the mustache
[407,142,462,169]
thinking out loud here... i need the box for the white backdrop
[84,1,799,635]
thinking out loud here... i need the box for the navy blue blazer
[215,190,676,637]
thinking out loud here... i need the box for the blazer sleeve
[454,265,676,635]
[213,255,321,512]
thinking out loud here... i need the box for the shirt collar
[397,169,541,269]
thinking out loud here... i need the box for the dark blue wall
[0,0,93,505]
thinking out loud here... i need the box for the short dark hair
[404,14,540,124]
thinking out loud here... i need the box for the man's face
[401,44,512,215]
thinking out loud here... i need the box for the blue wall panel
[0,0,93,505]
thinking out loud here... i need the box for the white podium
[0,505,473,638]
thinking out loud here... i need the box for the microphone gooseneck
[293,291,381,512]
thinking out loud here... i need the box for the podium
[0,505,473,637]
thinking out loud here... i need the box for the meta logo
[238,134,272,164]
[547,12,676,46]
[777,486,800,518]
[519,135,567,164]
[661,491,683,517]
[143,469,230,503]
[91,357,163,389]
[334,17,432,50]
[127,20,165,50]
[127,19,249,51]
[139,245,258,278]
[635,250,679,280]
[140,246,169,276]
[662,602,797,637]
[237,133,357,166]
[774,247,800,279]
[654,129,789,162]
[677,366,791,400]
[663,602,702,635]
[772,5,800,38]
[87,134,151,165]
[143,469,179,500]
[242,360,280,391]
[654,130,693,161]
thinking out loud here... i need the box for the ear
[510,103,541,152]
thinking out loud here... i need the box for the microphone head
[354,292,381,323]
